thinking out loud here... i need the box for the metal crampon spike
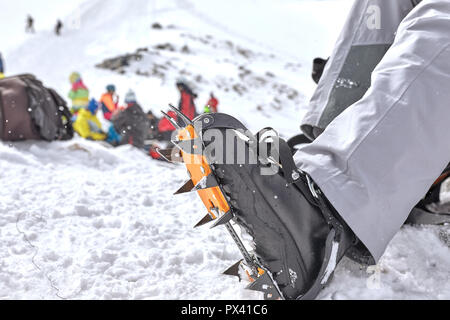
[194,213,214,228]
[156,148,183,163]
[161,110,182,130]
[174,179,195,195]
[246,272,282,300]
[174,173,220,195]
[223,260,244,281]
[168,104,193,127]
[210,211,233,229]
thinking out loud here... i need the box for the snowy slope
[1,0,449,300]
[3,0,352,135]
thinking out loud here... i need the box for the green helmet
[69,72,81,84]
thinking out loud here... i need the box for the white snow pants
[296,0,450,261]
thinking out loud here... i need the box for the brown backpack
[0,74,73,141]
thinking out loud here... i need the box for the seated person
[74,99,106,141]
[111,90,149,149]
[100,84,119,121]
[74,99,121,146]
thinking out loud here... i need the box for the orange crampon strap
[177,125,230,220]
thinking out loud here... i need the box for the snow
[0,139,258,299]
[1,0,449,300]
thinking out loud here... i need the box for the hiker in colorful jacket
[176,79,197,120]
[68,72,89,115]
[100,84,119,121]
[205,92,219,113]
[73,99,107,141]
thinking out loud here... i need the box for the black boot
[167,111,365,300]
[215,157,358,299]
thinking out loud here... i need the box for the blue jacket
[106,125,122,145]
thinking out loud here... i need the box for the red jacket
[158,111,177,132]
[180,90,196,120]
[207,96,219,113]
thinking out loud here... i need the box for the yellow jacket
[0,72,4,79]
[73,109,107,141]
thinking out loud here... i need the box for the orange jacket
[100,93,118,113]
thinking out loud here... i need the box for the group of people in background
[67,72,219,159]
[0,13,221,159]
[0,58,219,158]
[26,15,64,36]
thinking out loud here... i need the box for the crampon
[158,106,357,300]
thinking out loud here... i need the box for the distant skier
[55,19,63,36]
[26,15,35,33]
[176,79,197,121]
[68,72,90,116]
[0,52,4,79]
[204,92,219,113]
[100,84,119,121]
[111,90,149,149]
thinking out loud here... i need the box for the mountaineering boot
[166,110,365,300]
[214,153,358,299]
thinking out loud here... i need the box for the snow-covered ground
[0,0,449,300]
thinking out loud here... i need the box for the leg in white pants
[296,0,450,261]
